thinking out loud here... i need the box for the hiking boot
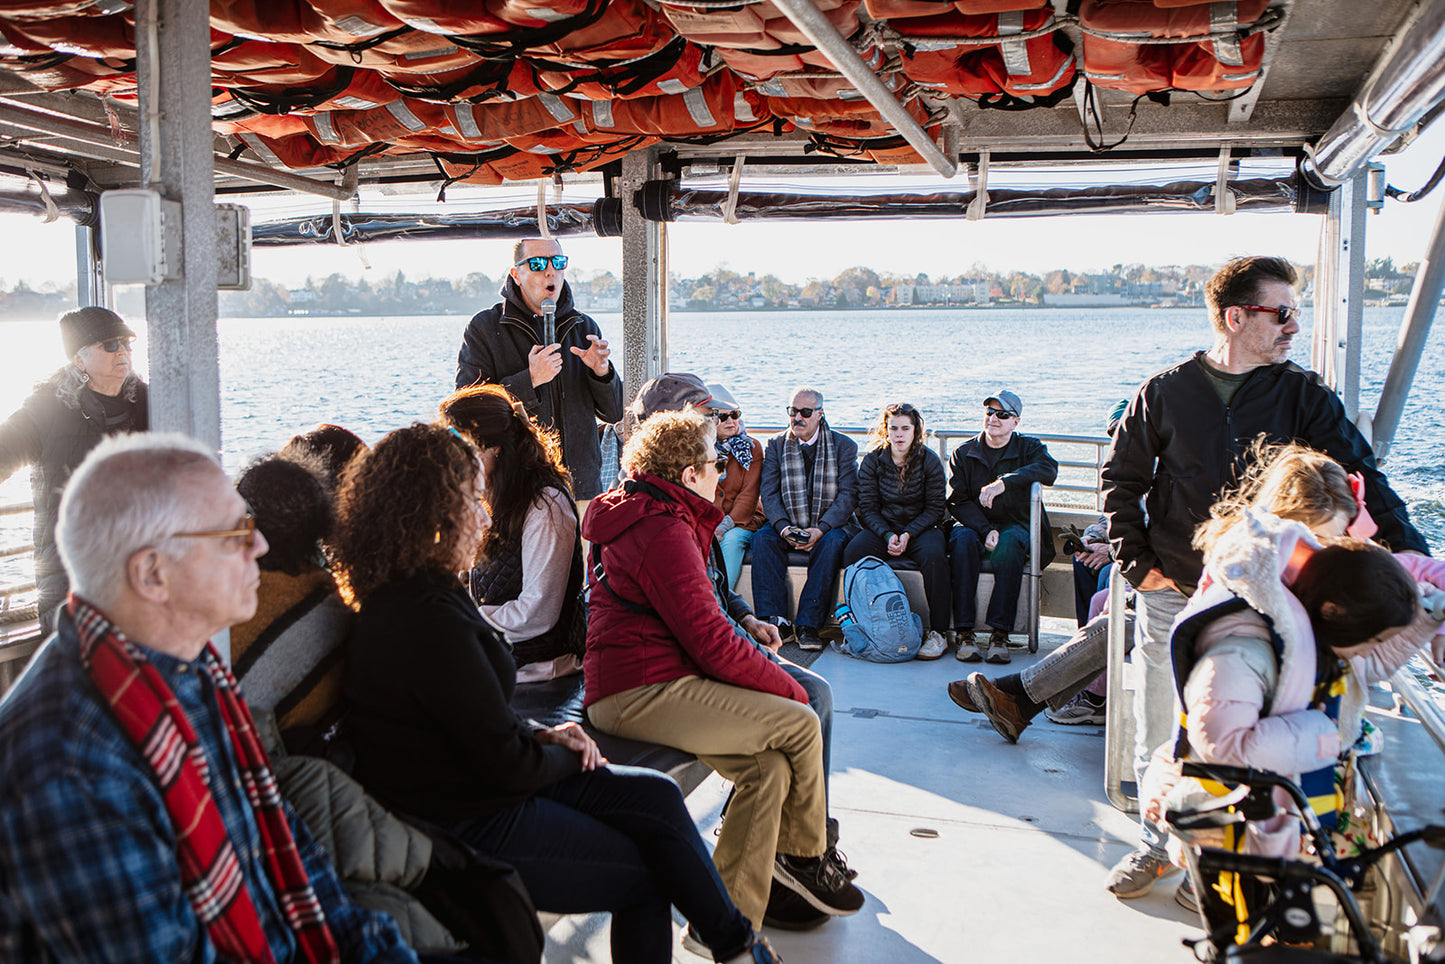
[1105,848,1179,898]
[954,629,982,663]
[946,679,979,713]
[916,630,947,660]
[797,626,825,652]
[763,878,830,930]
[964,672,1029,744]
[984,628,1012,664]
[1045,690,1106,726]
[771,617,796,644]
[773,854,865,916]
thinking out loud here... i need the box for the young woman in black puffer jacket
[843,402,950,659]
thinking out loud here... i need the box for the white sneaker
[916,630,947,660]
[1045,691,1106,725]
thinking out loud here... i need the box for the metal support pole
[619,149,667,402]
[136,0,220,451]
[73,224,105,308]
[768,0,957,179]
[1372,191,1445,459]
[1312,169,1367,420]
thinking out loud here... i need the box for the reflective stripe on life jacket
[1078,0,1269,95]
[438,93,582,144]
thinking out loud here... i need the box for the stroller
[1164,760,1445,963]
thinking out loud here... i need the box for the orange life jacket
[766,93,932,139]
[377,59,541,103]
[891,7,1076,101]
[438,93,587,145]
[864,0,1050,19]
[1078,0,1269,95]
[745,44,902,99]
[575,71,769,136]
[536,35,715,100]
[211,0,406,47]
[212,39,337,89]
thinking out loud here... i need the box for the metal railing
[750,426,1112,511]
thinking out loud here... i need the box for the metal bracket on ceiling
[967,150,989,220]
[1228,1,1293,123]
[1214,147,1237,214]
[722,155,744,225]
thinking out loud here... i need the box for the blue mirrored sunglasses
[515,255,568,272]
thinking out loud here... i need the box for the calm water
[3,306,1444,577]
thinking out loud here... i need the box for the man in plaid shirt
[0,432,415,963]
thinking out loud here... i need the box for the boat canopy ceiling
[0,0,1439,210]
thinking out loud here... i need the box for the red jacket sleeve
[633,521,808,702]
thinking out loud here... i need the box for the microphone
[540,298,556,346]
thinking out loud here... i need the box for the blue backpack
[833,556,923,663]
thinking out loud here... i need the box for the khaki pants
[588,675,828,927]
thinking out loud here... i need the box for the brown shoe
[965,672,1030,744]
[947,679,979,713]
[984,628,1012,664]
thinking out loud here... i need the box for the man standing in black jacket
[1100,255,1429,901]
[455,238,624,498]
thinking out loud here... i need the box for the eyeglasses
[170,512,258,551]
[712,410,742,422]
[714,455,729,472]
[514,255,568,272]
[984,407,1016,420]
[97,337,134,353]
[1233,303,1301,325]
[787,406,820,418]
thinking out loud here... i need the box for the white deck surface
[544,619,1200,962]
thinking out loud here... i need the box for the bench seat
[510,674,713,796]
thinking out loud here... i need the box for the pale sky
[1,120,1441,290]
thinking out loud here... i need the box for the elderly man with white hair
[0,433,416,963]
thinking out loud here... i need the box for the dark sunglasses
[515,255,568,272]
[1233,303,1301,325]
[984,407,1017,420]
[787,406,819,418]
[98,337,134,353]
[171,512,258,551]
[714,455,729,472]
[713,410,742,422]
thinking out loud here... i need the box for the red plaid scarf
[71,596,339,964]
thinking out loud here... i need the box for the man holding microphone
[456,237,624,498]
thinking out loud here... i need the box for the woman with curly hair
[0,307,147,630]
[335,423,777,964]
[843,402,949,659]
[584,410,863,936]
[440,384,583,681]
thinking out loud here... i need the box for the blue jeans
[718,526,755,591]
[450,766,752,964]
[1072,559,1112,625]
[749,525,849,630]
[1132,585,1189,857]
[948,525,1028,631]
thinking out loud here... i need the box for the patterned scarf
[779,418,838,530]
[717,432,755,471]
[72,596,339,964]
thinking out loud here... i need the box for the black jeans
[450,766,751,963]
[948,524,1028,631]
[843,528,951,631]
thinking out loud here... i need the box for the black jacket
[857,446,947,539]
[946,432,1058,567]
[1102,352,1428,595]
[0,373,148,616]
[455,278,624,498]
[344,571,582,823]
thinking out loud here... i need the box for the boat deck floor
[543,618,1201,962]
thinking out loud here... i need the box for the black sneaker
[762,877,830,930]
[773,854,865,916]
[770,617,796,644]
[797,627,825,652]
